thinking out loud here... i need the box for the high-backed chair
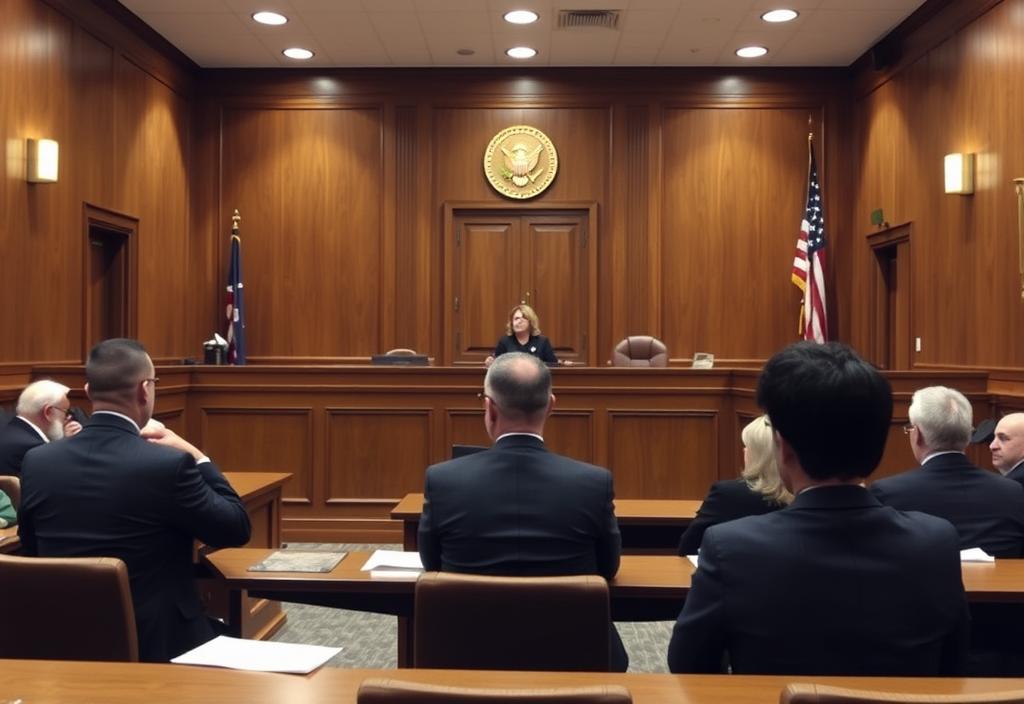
[0,474,20,511]
[358,679,632,704]
[781,684,1024,704]
[414,572,610,671]
[0,554,138,661]
[611,336,668,367]
[385,348,419,356]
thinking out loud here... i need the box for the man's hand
[141,425,204,462]
[484,355,495,368]
[63,419,83,437]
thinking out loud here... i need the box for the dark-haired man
[418,351,626,670]
[19,338,251,662]
[668,341,968,676]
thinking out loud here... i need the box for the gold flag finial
[231,209,241,235]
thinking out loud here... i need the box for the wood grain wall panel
[393,106,431,355]
[546,410,594,464]
[326,409,431,500]
[607,411,718,499]
[847,1,1024,371]
[199,408,312,504]
[624,106,651,338]
[661,108,814,364]
[445,409,491,453]
[220,107,384,360]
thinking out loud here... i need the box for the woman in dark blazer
[485,304,559,366]
[677,415,792,555]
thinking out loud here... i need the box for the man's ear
[774,430,799,470]
[84,383,92,400]
[546,393,556,418]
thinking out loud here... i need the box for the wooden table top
[5,659,1024,704]
[391,492,702,525]
[204,548,1024,604]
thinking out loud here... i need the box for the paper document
[686,554,699,568]
[960,547,995,562]
[248,550,346,573]
[361,549,423,572]
[171,635,341,674]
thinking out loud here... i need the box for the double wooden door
[449,210,591,365]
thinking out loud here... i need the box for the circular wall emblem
[483,125,558,200]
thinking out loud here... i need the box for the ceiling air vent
[557,10,620,30]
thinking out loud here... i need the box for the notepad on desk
[361,549,423,579]
[960,547,995,563]
[247,550,347,573]
[172,635,341,674]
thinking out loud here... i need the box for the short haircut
[756,341,892,481]
[505,304,541,336]
[909,386,972,452]
[86,338,151,393]
[485,352,551,421]
[16,380,70,416]
[740,415,792,505]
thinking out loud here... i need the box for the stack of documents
[361,549,424,579]
[960,547,995,562]
[172,636,341,674]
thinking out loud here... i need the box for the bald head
[484,352,552,426]
[991,413,1024,475]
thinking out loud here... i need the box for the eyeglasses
[49,406,70,417]
[902,424,915,435]
[477,391,500,408]
[143,377,160,387]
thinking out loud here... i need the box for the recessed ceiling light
[736,46,768,58]
[252,11,288,25]
[761,9,798,23]
[504,10,539,25]
[506,46,537,59]
[283,47,314,60]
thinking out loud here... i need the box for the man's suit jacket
[18,413,252,662]
[677,479,782,555]
[869,453,1024,557]
[0,416,44,476]
[1007,462,1024,489]
[668,485,969,676]
[418,434,620,578]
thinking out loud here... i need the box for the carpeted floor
[268,543,674,673]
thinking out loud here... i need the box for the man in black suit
[991,413,1024,487]
[418,351,626,670]
[870,386,1024,557]
[668,342,968,676]
[19,338,251,662]
[0,379,82,476]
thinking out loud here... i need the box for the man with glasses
[0,379,83,476]
[18,338,251,662]
[418,351,626,670]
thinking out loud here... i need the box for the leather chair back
[358,679,632,704]
[0,474,20,511]
[782,684,1024,704]
[0,554,138,661]
[414,572,610,672]
[611,336,668,367]
[385,348,418,356]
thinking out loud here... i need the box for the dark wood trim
[81,203,140,363]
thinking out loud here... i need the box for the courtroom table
[391,493,702,552]
[6,659,1024,704]
[0,525,17,554]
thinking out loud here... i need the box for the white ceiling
[117,0,927,69]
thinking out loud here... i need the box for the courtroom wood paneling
[220,107,384,361]
[199,408,312,505]
[607,410,719,499]
[546,410,595,464]
[445,408,491,454]
[325,408,431,500]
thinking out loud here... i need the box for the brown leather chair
[358,679,632,704]
[781,684,1024,704]
[413,572,610,671]
[385,348,419,356]
[0,474,20,511]
[611,336,668,367]
[0,554,138,661]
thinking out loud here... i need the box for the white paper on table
[171,636,341,674]
[361,549,423,572]
[686,554,699,568]
[960,547,995,563]
[370,569,423,580]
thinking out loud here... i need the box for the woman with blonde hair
[677,415,792,555]
[484,304,560,367]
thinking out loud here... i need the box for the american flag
[225,230,247,364]
[791,142,828,343]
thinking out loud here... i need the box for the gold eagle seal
[483,125,558,200]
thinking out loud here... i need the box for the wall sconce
[944,153,974,194]
[26,138,59,183]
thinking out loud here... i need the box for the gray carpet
[268,543,674,672]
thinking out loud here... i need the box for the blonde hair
[740,415,792,505]
[505,304,541,336]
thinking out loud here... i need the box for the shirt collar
[15,416,49,443]
[495,431,544,443]
[91,410,141,434]
[921,450,963,465]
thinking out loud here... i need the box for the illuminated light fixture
[761,9,798,23]
[282,47,314,60]
[506,46,537,59]
[26,138,58,183]
[504,10,539,24]
[252,11,287,25]
[736,46,768,58]
[944,153,975,194]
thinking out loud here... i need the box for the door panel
[453,218,520,361]
[524,216,586,362]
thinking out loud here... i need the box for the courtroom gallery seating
[781,683,1024,704]
[611,337,668,367]
[413,572,610,672]
[357,679,633,704]
[0,554,138,662]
